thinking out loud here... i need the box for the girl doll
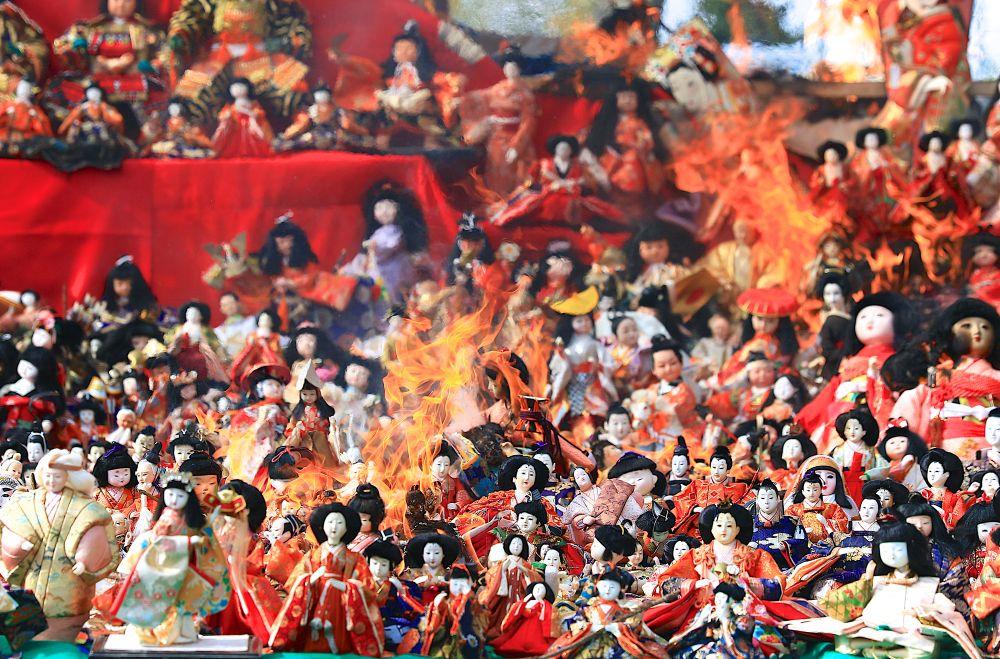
[624,222,692,301]
[809,140,856,228]
[548,312,617,428]
[400,532,462,606]
[906,130,971,221]
[963,231,1000,313]
[785,472,850,544]
[347,484,386,554]
[107,473,229,645]
[848,127,904,240]
[813,272,853,381]
[479,533,542,640]
[147,97,214,159]
[830,407,886,506]
[53,83,133,172]
[767,431,818,494]
[445,214,494,287]
[0,347,64,430]
[896,498,960,577]
[363,539,423,653]
[662,535,701,568]
[489,581,561,657]
[861,479,909,520]
[263,514,307,587]
[632,336,701,452]
[947,117,982,181]
[424,439,472,522]
[918,448,971,528]
[967,468,1000,505]
[133,445,162,540]
[166,301,228,384]
[784,455,858,518]
[871,421,928,491]
[529,241,584,306]
[359,180,429,305]
[93,445,139,549]
[269,503,384,655]
[823,495,881,587]
[953,502,1000,583]
[284,363,337,466]
[713,288,798,388]
[211,78,274,158]
[228,309,284,385]
[283,325,348,405]
[98,255,158,325]
[608,314,652,396]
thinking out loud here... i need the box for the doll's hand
[72,561,86,576]
[969,482,981,493]
[901,454,915,468]
[505,148,518,164]
[19,541,33,553]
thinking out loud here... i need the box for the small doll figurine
[407,565,486,658]
[663,535,701,567]
[364,539,423,653]
[967,468,1000,504]
[664,437,692,497]
[562,466,601,545]
[146,98,214,159]
[129,425,156,464]
[479,533,542,640]
[785,471,851,544]
[490,581,561,657]
[861,479,909,521]
[673,446,752,535]
[963,231,1000,314]
[848,127,904,240]
[358,179,429,305]
[167,300,228,383]
[871,421,928,491]
[211,78,274,159]
[580,453,664,547]
[907,130,972,220]
[809,140,855,229]
[706,351,782,427]
[178,452,224,513]
[492,135,626,229]
[712,288,798,389]
[634,336,701,451]
[277,82,366,152]
[446,214,494,287]
[93,444,139,548]
[0,450,117,617]
[228,308,284,385]
[830,407,886,506]
[0,77,52,157]
[592,405,634,453]
[269,503,384,655]
[767,431,818,494]
[952,502,1000,583]
[812,272,853,381]
[167,425,209,469]
[608,316,653,396]
[66,394,108,443]
[624,223,692,302]
[98,254,159,324]
[947,117,982,181]
[104,471,230,645]
[548,311,617,428]
[919,448,970,528]
[346,483,385,554]
[401,532,462,604]
[284,362,336,465]
[86,439,109,472]
[749,479,807,570]
[786,455,859,517]
[283,325,348,406]
[262,513,306,586]
[0,347,63,430]
[133,444,162,539]
[897,498,960,576]
[810,496,882,596]
[426,439,472,522]
[51,83,133,172]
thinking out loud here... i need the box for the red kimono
[490,598,561,657]
[212,101,274,158]
[673,478,752,535]
[229,333,284,385]
[920,486,971,529]
[785,501,850,544]
[206,538,282,638]
[970,266,1000,314]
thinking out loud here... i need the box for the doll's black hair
[803,465,854,509]
[75,395,108,426]
[290,381,336,421]
[168,426,209,459]
[284,326,350,373]
[593,524,637,560]
[816,140,848,162]
[952,502,999,558]
[707,445,733,470]
[17,347,61,395]
[854,126,888,149]
[404,532,461,569]
[918,130,950,152]
[918,449,964,493]
[624,222,701,282]
[528,244,585,299]
[382,21,438,84]
[739,315,798,361]
[362,179,428,253]
[896,495,959,562]
[503,533,531,559]
[0,336,17,387]
[862,479,909,510]
[154,479,206,529]
[636,288,684,342]
[663,535,700,563]
[768,432,817,470]
[870,522,937,577]
[514,499,549,527]
[877,425,928,462]
[364,539,403,567]
[699,502,753,545]
[834,406,880,448]
[310,503,362,545]
[101,256,157,312]
[949,116,982,139]
[348,483,386,530]
[586,78,666,162]
[178,301,211,326]
[791,472,824,504]
[178,452,223,480]
[220,479,267,533]
[497,456,549,491]
[554,312,594,346]
[93,444,138,488]
[257,218,318,275]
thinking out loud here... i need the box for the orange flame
[726,1,751,75]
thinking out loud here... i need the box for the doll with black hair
[107,472,229,645]
[966,467,1000,505]
[490,579,561,657]
[967,524,1000,654]
[92,444,139,548]
[262,513,307,586]
[283,325,348,404]
[277,81,370,153]
[167,424,209,468]
[848,127,905,241]
[325,354,385,440]
[401,531,462,607]
[50,82,134,172]
[786,471,851,544]
[712,288,798,390]
[868,420,929,491]
[98,254,158,324]
[918,448,970,529]
[812,271,853,381]
[767,429,817,494]
[346,483,385,554]
[808,495,882,595]
[663,534,701,567]
[946,116,982,181]
[284,362,336,466]
[749,479,807,570]
[808,140,856,231]
[364,538,423,653]
[178,451,223,513]
[624,223,695,305]
[425,439,472,522]
[889,298,1000,456]
[830,406,886,506]
[228,307,285,386]
[146,97,215,159]
[445,213,494,287]
[786,455,859,519]
[0,346,64,430]
[165,300,228,384]
[962,231,1000,314]
[65,394,108,444]
[906,129,972,221]
[952,502,1000,583]
[493,134,626,229]
[897,496,960,576]
[358,179,429,305]
[862,478,909,521]
[674,446,752,536]
[632,336,701,452]
[269,503,383,654]
[479,532,542,640]
[165,371,210,427]
[211,77,273,158]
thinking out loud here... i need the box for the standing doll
[848,127,904,241]
[360,180,429,305]
[93,444,139,550]
[713,288,798,389]
[212,78,274,158]
[952,502,1000,583]
[963,231,1000,313]
[918,448,969,528]
[907,130,971,221]
[809,140,856,231]
[284,363,337,466]
[479,533,542,640]
[346,484,386,555]
[830,407,886,506]
[425,439,472,522]
[548,312,617,429]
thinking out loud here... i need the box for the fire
[864,240,906,292]
[726,1,751,75]
[805,0,884,82]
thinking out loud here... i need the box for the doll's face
[573,467,592,490]
[193,475,219,504]
[181,383,197,400]
[323,511,348,545]
[973,245,998,268]
[107,467,132,488]
[817,469,838,495]
[987,416,1000,447]
[823,148,841,164]
[392,38,418,64]
[501,60,521,79]
[1,461,21,479]
[229,82,250,99]
[358,512,373,533]
[256,378,282,400]
[168,102,183,118]
[295,333,317,359]
[368,555,391,581]
[14,78,32,100]
[265,519,292,545]
[616,90,638,113]
[345,364,371,389]
[979,521,1000,543]
[821,237,842,259]
[671,454,689,477]
[543,548,560,570]
[864,132,880,149]
[113,277,132,298]
[596,578,621,601]
[883,434,909,460]
[313,90,331,104]
[514,464,536,491]
[652,349,682,383]
[712,512,739,545]
[275,236,294,257]
[672,540,691,562]
[173,444,196,465]
[802,481,822,502]
[615,318,639,348]
[859,498,879,523]
[733,221,756,246]
[958,123,974,140]
[123,377,139,396]
[300,388,317,405]
[16,360,37,382]
[666,66,711,113]
[708,315,731,341]
[423,542,444,567]
[528,582,547,602]
[855,305,894,346]
[107,0,137,19]
[823,283,845,309]
[449,577,472,596]
[638,239,669,266]
[185,306,202,324]
[507,536,525,557]
[547,256,572,281]
[756,487,779,515]
[605,413,631,440]
[875,488,892,508]
[773,376,796,402]
[928,136,943,152]
[620,468,657,496]
[925,461,947,487]
[983,473,1000,498]
[843,418,865,444]
[879,541,909,569]
[553,141,572,159]
[80,409,95,425]
[136,461,156,487]
[85,86,103,103]
[88,446,106,464]
[906,514,934,538]
[745,361,775,389]
[374,199,399,226]
[41,464,66,493]
[751,315,778,334]
[163,486,190,511]
[571,315,593,336]
[709,457,728,482]
[516,512,539,535]
[951,316,994,359]
[430,455,451,480]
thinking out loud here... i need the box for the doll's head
[877,422,927,463]
[871,522,936,577]
[503,533,530,560]
[972,468,1000,500]
[664,535,700,565]
[311,502,361,546]
[227,77,255,102]
[862,479,908,512]
[755,479,782,516]
[816,140,848,165]
[178,452,223,506]
[448,565,475,595]
[169,425,209,466]
[586,78,666,161]
[896,496,959,560]
[707,446,733,483]
[429,440,460,482]
[768,432,817,470]
[384,20,437,81]
[794,473,824,505]
[363,180,428,254]
[918,448,964,492]
[636,500,675,541]
[592,525,637,565]
[858,497,881,525]
[16,347,60,393]
[611,315,640,349]
[101,255,157,311]
[265,513,306,546]
[156,473,205,528]
[257,216,318,275]
[603,405,632,442]
[75,395,108,428]
[595,568,626,601]
[102,0,141,19]
[950,116,980,141]
[178,301,211,328]
[607,452,664,497]
[404,532,461,570]
[84,83,105,104]
[792,456,853,508]
[699,502,753,546]
[514,499,548,535]
[744,352,776,389]
[953,502,1000,557]
[670,437,691,478]
[498,44,524,80]
[834,406,879,448]
[918,130,949,154]
[815,272,851,311]
[739,315,798,360]
[546,135,580,161]
[364,540,403,582]
[572,466,598,492]
[844,292,914,356]
[219,479,266,532]
[649,335,684,384]
[963,232,1000,270]
[93,444,138,489]
[497,456,549,493]
[348,484,386,534]
[665,48,719,113]
[854,127,888,151]
[37,450,96,496]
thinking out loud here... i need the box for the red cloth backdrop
[0,152,458,309]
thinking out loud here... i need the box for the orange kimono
[673,479,752,535]
[785,501,850,544]
[478,557,541,640]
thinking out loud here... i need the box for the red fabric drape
[0,152,458,309]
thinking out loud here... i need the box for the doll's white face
[864,132,880,149]
[756,487,779,515]
[514,464,536,491]
[16,360,37,382]
[295,333,317,359]
[31,328,52,349]
[712,512,739,545]
[879,541,909,569]
[781,439,803,463]
[773,376,796,402]
[423,542,444,568]
[855,305,893,346]
[185,306,202,324]
[25,443,42,464]
[85,87,103,102]
[983,473,1000,498]
[2,461,21,479]
[163,487,190,511]
[265,518,291,545]
[573,468,592,490]
[507,536,525,557]
[368,555,391,581]
[345,364,370,389]
[174,444,196,465]
[973,245,998,268]
[313,90,332,104]
[671,454,689,478]
[42,466,67,493]
[843,418,866,444]
[817,469,838,496]
[15,79,32,101]
[802,481,822,503]
[823,148,841,164]
[358,512,372,534]
[979,522,1000,543]
[516,512,539,535]
[107,467,131,488]
[615,318,639,348]
[859,498,880,524]
[709,458,728,482]
[168,102,183,118]
[230,82,249,99]
[672,540,690,562]
[823,283,845,309]
[596,578,621,601]
[502,60,521,80]
[987,416,1000,447]
[543,548,560,570]
[534,454,554,475]
[667,66,711,113]
[906,515,934,538]
[430,455,451,481]
[620,468,657,496]
[958,123,974,140]
[528,582,547,602]
[256,378,283,400]
[323,511,348,545]
[374,199,399,226]
[926,461,947,487]
[80,409,95,425]
[605,414,631,440]
[571,315,593,335]
[553,141,572,159]
[449,577,472,596]
[951,317,994,359]
[136,461,156,487]
[928,137,943,152]
[875,488,892,508]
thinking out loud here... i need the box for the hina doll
[964,232,1000,313]
[634,336,701,451]
[0,450,117,617]
[812,272,853,381]
[164,0,311,122]
[93,444,139,548]
[325,357,383,439]
[167,425,210,468]
[97,255,159,325]
[479,533,542,640]
[0,2,48,97]
[551,569,667,658]
[562,466,601,545]
[214,292,255,360]
[346,484,385,554]
[0,77,52,157]
[608,315,652,396]
[489,581,561,657]
[529,242,583,307]
[861,479,909,520]
[401,532,462,605]
[673,447,752,535]
[262,513,306,586]
[459,45,536,198]
[0,347,63,430]
[146,98,215,158]
[65,395,109,444]
[706,352,782,427]
[809,140,855,227]
[785,455,859,519]
[830,407,886,506]
[966,526,1000,653]
[968,468,1000,505]
[228,309,284,385]
[492,135,626,229]
[767,431,817,495]
[691,313,737,381]
[712,288,798,389]
[799,292,915,446]
[953,502,1000,584]
[888,298,1000,456]
[575,453,663,549]
[872,421,928,491]
[359,180,429,305]
[698,221,783,301]
[918,448,970,528]
[548,312,617,428]
[848,127,904,240]
[106,472,230,645]
[624,223,692,302]
[947,117,982,180]
[283,325,346,406]
[284,362,336,466]
[269,503,384,655]
[166,301,228,383]
[211,78,274,158]
[277,82,365,152]
[407,565,486,658]
[583,78,667,215]
[665,438,692,497]
[132,444,161,540]
[363,539,422,652]
[785,472,851,544]
[749,479,807,570]
[52,83,133,172]
[426,439,472,522]
[907,130,971,220]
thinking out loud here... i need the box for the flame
[726,1,751,75]
[864,240,906,292]
[555,20,657,70]
[805,0,883,82]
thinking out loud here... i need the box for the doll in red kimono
[630,336,701,452]
[673,446,752,536]
[479,533,542,640]
[906,130,972,221]
[848,127,905,242]
[229,309,285,385]
[785,471,850,544]
[964,232,1000,314]
[919,448,971,528]
[809,140,856,229]
[489,581,561,657]
[0,78,52,156]
[92,444,139,548]
[712,288,798,390]
[212,78,274,158]
[425,439,472,522]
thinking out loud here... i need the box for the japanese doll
[624,223,692,302]
[947,117,981,180]
[459,46,537,199]
[887,298,1000,456]
[479,533,542,640]
[165,301,228,383]
[0,450,117,617]
[165,0,311,121]
[809,140,856,228]
[492,135,626,229]
[749,480,808,571]
[870,421,928,492]
[211,78,274,158]
[0,347,63,430]
[401,532,462,608]
[799,292,915,448]
[92,444,139,548]
[228,308,284,385]
[52,83,134,172]
[357,179,429,305]
[104,472,230,645]
[712,288,798,389]
[346,484,385,555]
[0,78,52,156]
[954,502,1000,583]
[783,455,859,519]
[363,539,422,653]
[673,447,752,535]
[146,98,214,159]
[489,581,561,657]
[402,565,486,658]
[425,439,472,522]
[848,127,905,241]
[906,130,972,221]
[918,448,971,528]
[765,430,817,495]
[812,496,881,589]
[631,336,702,452]
[785,472,851,545]
[269,503,384,655]
[829,407,887,506]
[967,526,1000,653]
[284,362,336,466]
[0,1,48,97]
[964,231,1000,314]
[897,498,960,576]
[548,312,617,428]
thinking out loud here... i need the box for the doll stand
[91,633,260,659]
